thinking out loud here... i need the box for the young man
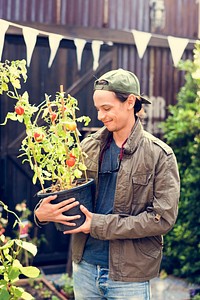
[35,69,180,300]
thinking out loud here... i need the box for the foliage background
[161,42,200,283]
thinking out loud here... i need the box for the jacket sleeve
[90,149,180,241]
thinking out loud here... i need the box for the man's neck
[113,119,136,148]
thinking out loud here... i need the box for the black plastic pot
[37,178,95,232]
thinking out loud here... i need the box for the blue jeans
[73,260,150,300]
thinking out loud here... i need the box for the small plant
[34,281,53,299]
[0,59,91,193]
[14,201,47,266]
[57,273,74,299]
[0,201,40,300]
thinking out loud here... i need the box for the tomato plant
[0,59,91,192]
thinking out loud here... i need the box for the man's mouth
[103,120,112,126]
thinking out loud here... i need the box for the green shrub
[161,42,200,284]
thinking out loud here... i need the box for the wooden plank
[6,22,195,50]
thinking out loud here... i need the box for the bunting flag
[0,19,197,69]
[0,19,9,60]
[168,36,189,66]
[22,27,38,67]
[74,38,86,70]
[48,33,63,68]
[91,40,103,71]
[131,30,152,59]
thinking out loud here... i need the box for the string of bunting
[0,19,198,70]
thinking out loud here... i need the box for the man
[35,69,180,300]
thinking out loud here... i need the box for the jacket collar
[92,118,144,155]
[124,118,144,154]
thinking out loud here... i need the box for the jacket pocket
[132,173,152,204]
[137,236,162,259]
[132,173,152,185]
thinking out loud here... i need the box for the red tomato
[66,157,76,167]
[15,106,24,115]
[34,132,44,142]
[69,153,76,159]
[51,112,57,122]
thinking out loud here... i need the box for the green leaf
[8,266,20,281]
[0,112,18,125]
[0,287,10,300]
[79,163,87,171]
[0,239,14,250]
[14,240,37,256]
[20,266,40,278]
[2,82,8,92]
[20,290,35,300]
[74,168,82,178]
[0,266,5,275]
[10,286,24,299]
[17,115,24,123]
[32,171,38,185]
[13,259,23,269]
[42,170,52,177]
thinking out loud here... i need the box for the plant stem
[60,85,71,189]
[74,129,88,182]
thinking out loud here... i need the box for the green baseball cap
[94,68,151,104]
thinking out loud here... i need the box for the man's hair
[115,92,142,114]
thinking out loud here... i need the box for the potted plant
[0,59,94,231]
[0,200,40,300]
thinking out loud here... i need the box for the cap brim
[140,96,151,104]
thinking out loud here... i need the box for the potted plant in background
[0,201,69,300]
[0,200,40,300]
[0,59,94,231]
[14,201,47,267]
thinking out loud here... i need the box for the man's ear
[127,94,137,110]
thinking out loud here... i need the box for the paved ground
[150,276,191,300]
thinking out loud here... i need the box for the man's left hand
[63,205,92,234]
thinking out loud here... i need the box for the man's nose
[98,110,105,121]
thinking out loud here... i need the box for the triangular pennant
[74,38,86,70]
[168,36,189,67]
[0,19,9,60]
[91,40,103,71]
[131,30,152,59]
[22,27,38,67]
[48,34,62,68]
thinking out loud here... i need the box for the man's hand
[35,195,81,227]
[63,205,93,234]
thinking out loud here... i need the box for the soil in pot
[37,178,95,231]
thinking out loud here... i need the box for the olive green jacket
[72,119,180,282]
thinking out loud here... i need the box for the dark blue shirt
[82,139,120,267]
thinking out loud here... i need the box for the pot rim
[37,177,94,197]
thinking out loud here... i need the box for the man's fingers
[63,227,80,234]
[56,197,77,209]
[80,204,91,216]
[42,195,57,203]
[59,221,77,226]
[59,201,79,213]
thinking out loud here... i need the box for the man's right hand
[35,195,81,226]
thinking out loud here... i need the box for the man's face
[93,90,134,133]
